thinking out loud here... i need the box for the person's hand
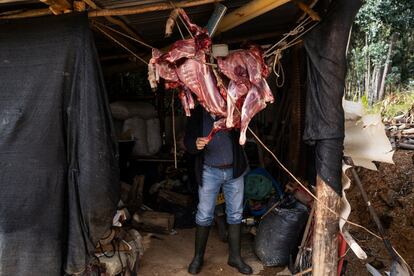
[196,137,209,150]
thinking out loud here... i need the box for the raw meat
[148,8,274,145]
[217,46,274,143]
[239,85,267,145]
[165,9,180,37]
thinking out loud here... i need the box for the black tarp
[303,0,362,194]
[0,14,119,275]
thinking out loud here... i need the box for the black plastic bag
[255,197,309,266]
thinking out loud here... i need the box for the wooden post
[312,176,341,276]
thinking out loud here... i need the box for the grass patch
[362,91,414,119]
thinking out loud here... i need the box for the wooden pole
[312,176,341,276]
[294,204,315,271]
[88,0,221,17]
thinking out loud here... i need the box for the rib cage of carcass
[148,8,274,145]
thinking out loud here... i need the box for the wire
[98,240,116,258]
[94,24,149,65]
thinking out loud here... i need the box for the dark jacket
[184,105,248,185]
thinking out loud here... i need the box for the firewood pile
[384,104,414,150]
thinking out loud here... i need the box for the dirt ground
[345,150,414,275]
[138,150,414,276]
[138,228,268,276]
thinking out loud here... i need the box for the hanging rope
[169,1,194,39]
[93,20,155,50]
[263,16,319,89]
[218,81,387,242]
[175,18,185,40]
[264,16,314,57]
[272,49,285,88]
[96,13,411,270]
[223,86,412,273]
[94,24,149,65]
[171,91,178,169]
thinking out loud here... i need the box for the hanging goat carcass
[148,8,274,145]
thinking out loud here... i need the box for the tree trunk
[368,66,378,105]
[378,33,398,101]
[312,176,341,276]
[364,33,370,96]
[369,65,383,104]
[375,67,383,101]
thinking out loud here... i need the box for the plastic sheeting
[0,14,119,275]
[303,0,362,194]
[339,100,394,260]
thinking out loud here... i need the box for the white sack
[123,117,148,156]
[146,118,162,155]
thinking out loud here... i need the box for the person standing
[184,105,252,275]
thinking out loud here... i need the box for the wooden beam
[0,8,51,19]
[1,0,220,19]
[312,176,341,276]
[216,0,291,34]
[88,0,220,17]
[297,0,319,22]
[0,0,34,3]
[293,0,320,21]
[40,0,72,15]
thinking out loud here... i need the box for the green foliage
[346,0,414,99]
[364,91,414,118]
[361,94,369,108]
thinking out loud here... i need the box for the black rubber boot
[188,225,210,274]
[215,214,228,242]
[227,223,253,275]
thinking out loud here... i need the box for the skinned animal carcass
[217,46,274,144]
[148,8,274,145]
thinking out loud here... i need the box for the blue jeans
[196,165,245,226]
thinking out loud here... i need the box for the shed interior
[0,1,325,275]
